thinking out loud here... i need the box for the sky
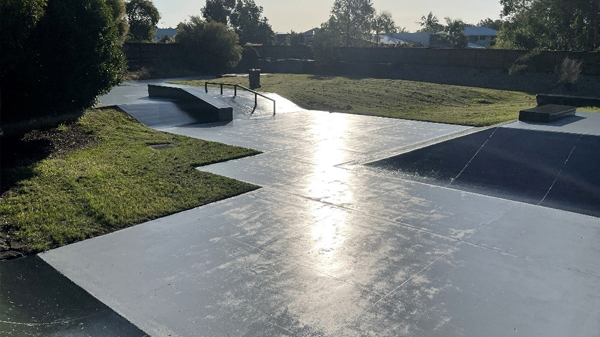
[153,0,503,33]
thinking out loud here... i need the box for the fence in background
[122,43,600,75]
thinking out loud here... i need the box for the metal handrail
[204,82,276,116]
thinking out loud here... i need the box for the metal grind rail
[204,82,276,116]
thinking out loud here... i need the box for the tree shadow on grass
[1,125,96,194]
[1,136,52,194]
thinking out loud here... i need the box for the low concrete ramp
[148,84,233,123]
[118,100,207,129]
[114,84,234,129]
[368,127,600,217]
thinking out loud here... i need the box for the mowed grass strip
[176,74,536,126]
[0,109,260,252]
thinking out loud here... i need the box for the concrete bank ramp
[114,84,233,129]
[117,100,203,129]
[368,125,600,218]
[114,83,303,128]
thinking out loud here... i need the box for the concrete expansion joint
[263,187,466,245]
[461,240,600,279]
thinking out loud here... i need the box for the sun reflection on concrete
[306,114,352,273]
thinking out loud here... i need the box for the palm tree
[373,10,397,45]
[418,12,442,33]
[444,17,466,48]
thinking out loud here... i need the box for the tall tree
[444,17,467,48]
[374,11,397,34]
[372,11,397,45]
[229,0,274,45]
[126,0,161,42]
[477,18,503,31]
[287,31,306,46]
[175,16,242,72]
[201,0,274,45]
[497,0,600,51]
[418,11,443,33]
[326,0,376,47]
[201,0,235,25]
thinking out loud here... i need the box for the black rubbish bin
[249,69,261,89]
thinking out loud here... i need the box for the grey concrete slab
[260,210,459,296]
[200,197,336,249]
[335,243,600,337]
[120,251,382,337]
[41,189,389,337]
[198,152,319,186]
[41,209,259,303]
[279,169,515,240]
[38,80,600,337]
[271,146,364,168]
[503,110,600,136]
[466,202,600,276]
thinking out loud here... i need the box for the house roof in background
[464,27,498,36]
[392,32,431,45]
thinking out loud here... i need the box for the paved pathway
[39,81,600,336]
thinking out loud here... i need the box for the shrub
[508,49,543,75]
[312,29,340,74]
[0,0,46,79]
[508,64,527,75]
[106,0,130,44]
[175,17,242,74]
[555,57,583,88]
[1,0,126,125]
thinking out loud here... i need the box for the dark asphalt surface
[368,127,600,217]
[0,256,146,336]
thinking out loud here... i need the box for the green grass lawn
[175,74,537,127]
[0,109,260,253]
[581,106,600,113]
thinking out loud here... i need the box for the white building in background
[375,28,498,49]
[463,27,498,48]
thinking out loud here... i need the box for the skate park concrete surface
[6,78,600,336]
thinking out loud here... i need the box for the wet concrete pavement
[7,79,600,336]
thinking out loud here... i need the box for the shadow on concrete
[368,128,600,218]
[520,115,586,127]
[0,256,147,336]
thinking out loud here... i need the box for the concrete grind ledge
[537,94,600,108]
[519,104,576,123]
[148,84,233,123]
